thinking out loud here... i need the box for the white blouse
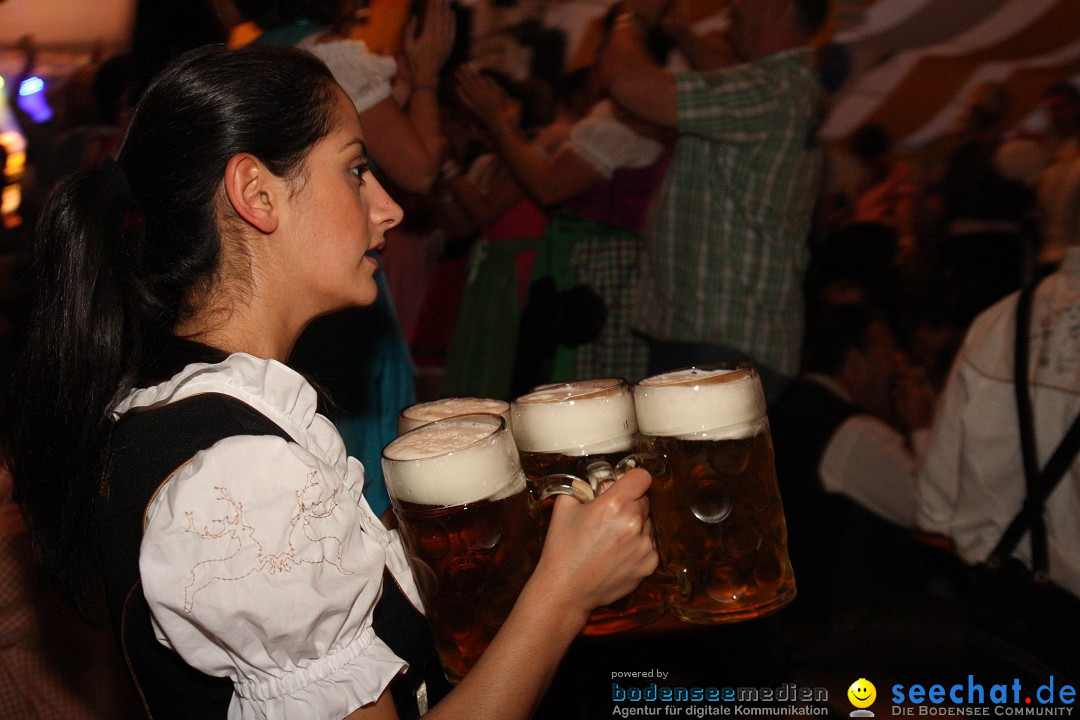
[568,100,665,179]
[113,354,424,720]
[303,38,397,114]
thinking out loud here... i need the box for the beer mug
[397,397,512,435]
[633,365,796,624]
[512,379,670,634]
[382,413,590,684]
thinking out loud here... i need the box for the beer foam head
[512,379,636,455]
[398,397,511,434]
[382,414,525,507]
[633,367,766,440]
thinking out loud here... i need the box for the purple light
[16,76,52,123]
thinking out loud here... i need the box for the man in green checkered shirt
[603,0,829,403]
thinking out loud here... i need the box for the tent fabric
[820,0,1080,150]
[905,41,1080,149]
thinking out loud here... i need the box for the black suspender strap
[988,283,1080,580]
[1010,283,1045,575]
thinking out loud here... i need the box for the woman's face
[279,86,403,318]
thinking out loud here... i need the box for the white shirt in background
[918,247,1080,598]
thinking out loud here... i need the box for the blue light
[16,76,52,123]
[18,76,45,96]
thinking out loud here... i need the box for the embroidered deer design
[182,471,354,613]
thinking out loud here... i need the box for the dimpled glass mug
[511,378,671,634]
[382,413,592,683]
[633,365,796,623]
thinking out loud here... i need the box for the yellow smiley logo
[848,678,876,708]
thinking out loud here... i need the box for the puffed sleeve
[305,39,397,113]
[569,101,664,179]
[140,435,406,720]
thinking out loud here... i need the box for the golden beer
[634,366,795,623]
[512,379,670,634]
[397,397,512,435]
[382,414,541,683]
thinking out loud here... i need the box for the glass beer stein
[633,365,796,624]
[397,397,512,435]
[382,413,590,684]
[512,379,670,634]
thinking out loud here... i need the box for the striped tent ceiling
[554,0,1078,155]
[817,0,1080,152]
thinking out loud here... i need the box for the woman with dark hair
[1,43,656,720]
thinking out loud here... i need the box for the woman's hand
[530,468,659,626]
[453,66,514,132]
[403,0,455,88]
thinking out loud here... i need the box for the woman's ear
[223,153,280,234]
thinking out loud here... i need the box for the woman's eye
[350,163,369,182]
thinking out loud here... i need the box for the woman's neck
[174,300,300,363]
[176,327,295,363]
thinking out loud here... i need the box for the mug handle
[533,474,595,503]
[534,453,667,503]
[615,452,667,478]
[585,453,668,493]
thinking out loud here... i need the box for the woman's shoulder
[137,426,406,720]
[118,352,313,426]
[115,351,356,473]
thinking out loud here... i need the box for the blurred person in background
[770,303,935,619]
[421,70,555,399]
[1036,82,1080,271]
[932,82,1035,327]
[453,7,673,390]
[600,0,831,405]
[917,179,1080,680]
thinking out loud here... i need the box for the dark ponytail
[1,43,339,612]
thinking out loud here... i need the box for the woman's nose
[369,174,403,229]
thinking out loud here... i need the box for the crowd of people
[0,0,1078,717]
